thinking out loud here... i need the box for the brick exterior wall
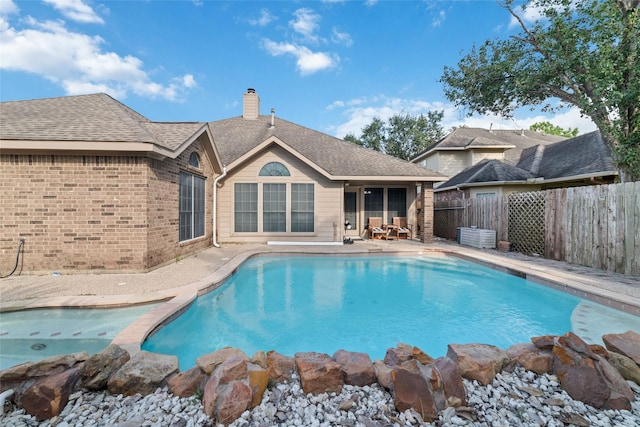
[420,182,434,243]
[0,146,214,274]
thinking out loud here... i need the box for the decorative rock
[21,366,81,421]
[383,347,412,367]
[247,363,269,408]
[603,330,640,365]
[217,356,248,383]
[212,380,252,426]
[167,366,208,397]
[447,343,510,385]
[196,347,249,375]
[80,344,130,391]
[0,352,87,392]
[412,346,435,365]
[373,359,393,390]
[391,363,437,421]
[265,350,295,383]
[552,332,634,410]
[294,352,344,394]
[333,350,376,386]
[251,350,267,369]
[507,342,553,375]
[607,351,640,384]
[107,350,179,396]
[432,357,467,408]
[531,335,557,350]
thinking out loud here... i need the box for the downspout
[212,166,227,248]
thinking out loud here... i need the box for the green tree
[529,121,578,138]
[440,0,640,181]
[346,111,444,160]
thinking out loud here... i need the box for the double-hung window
[263,183,286,232]
[234,183,258,232]
[179,172,205,241]
[291,183,314,232]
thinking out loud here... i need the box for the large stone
[447,343,509,385]
[216,356,248,383]
[265,350,295,383]
[251,351,267,369]
[214,380,253,426]
[333,350,376,386]
[167,366,208,398]
[21,366,81,421]
[531,335,557,350]
[383,347,412,367]
[391,364,437,421]
[107,351,179,396]
[80,344,130,391]
[1,352,87,392]
[607,351,640,384]
[553,332,634,410]
[432,357,467,408]
[412,346,435,365]
[373,359,393,390]
[247,363,269,408]
[603,331,640,365]
[196,347,249,375]
[294,352,344,395]
[507,343,553,375]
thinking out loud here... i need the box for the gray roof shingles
[1,93,443,180]
[209,115,443,178]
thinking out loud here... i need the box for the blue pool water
[0,304,159,370]
[143,255,640,371]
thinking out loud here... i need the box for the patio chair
[393,217,412,239]
[368,217,387,240]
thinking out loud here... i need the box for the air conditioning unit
[459,227,496,249]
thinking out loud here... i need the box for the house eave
[0,139,174,159]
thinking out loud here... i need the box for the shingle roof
[523,131,617,179]
[438,130,617,189]
[438,159,534,189]
[209,115,444,179]
[0,93,204,151]
[411,127,566,164]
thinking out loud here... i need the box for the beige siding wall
[470,149,504,164]
[217,146,343,243]
[438,152,469,178]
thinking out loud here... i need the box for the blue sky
[0,0,597,138]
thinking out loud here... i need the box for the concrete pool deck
[1,239,639,355]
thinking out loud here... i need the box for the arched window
[188,152,200,168]
[259,162,290,176]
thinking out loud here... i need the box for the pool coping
[2,244,639,359]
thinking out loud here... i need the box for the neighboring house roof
[411,127,566,164]
[209,115,445,181]
[440,159,534,189]
[518,131,617,179]
[0,93,222,170]
[437,130,618,190]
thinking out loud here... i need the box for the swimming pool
[143,255,640,371]
[0,304,160,370]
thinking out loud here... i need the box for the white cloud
[0,15,195,100]
[290,8,320,42]
[0,0,18,16]
[262,39,337,75]
[43,0,104,24]
[432,10,446,27]
[248,8,275,27]
[331,27,352,47]
[328,95,597,138]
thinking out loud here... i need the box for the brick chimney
[243,88,260,120]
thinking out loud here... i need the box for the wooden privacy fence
[434,182,640,276]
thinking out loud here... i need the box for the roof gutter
[212,166,227,248]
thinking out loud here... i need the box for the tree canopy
[529,121,578,138]
[345,111,445,161]
[440,0,639,181]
